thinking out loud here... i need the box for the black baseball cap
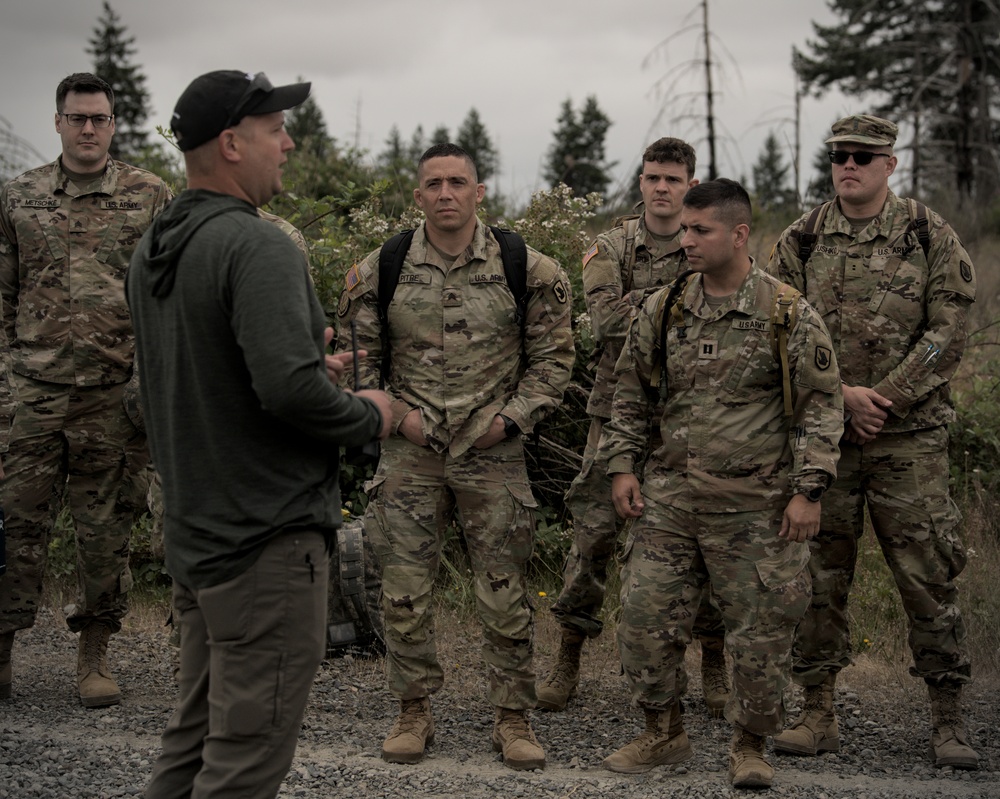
[171,70,311,152]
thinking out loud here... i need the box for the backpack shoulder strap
[790,201,833,265]
[654,269,695,401]
[906,198,932,258]
[616,215,641,291]
[490,226,529,343]
[376,229,415,388]
[770,284,802,417]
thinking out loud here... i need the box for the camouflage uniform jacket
[602,264,843,513]
[767,191,975,433]
[0,157,172,388]
[337,220,575,458]
[583,209,687,418]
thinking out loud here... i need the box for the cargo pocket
[754,541,811,628]
[493,481,537,566]
[216,646,285,736]
[931,498,967,581]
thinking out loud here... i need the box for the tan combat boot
[700,635,730,719]
[928,681,980,769]
[729,726,774,789]
[78,622,121,708]
[535,628,584,711]
[382,697,435,763]
[492,707,546,770]
[603,701,693,774]
[1,632,14,700]
[772,674,839,755]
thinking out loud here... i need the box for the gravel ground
[1,605,998,798]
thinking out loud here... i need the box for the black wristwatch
[803,486,825,503]
[500,414,521,439]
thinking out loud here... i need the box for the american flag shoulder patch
[582,242,599,268]
[345,264,361,290]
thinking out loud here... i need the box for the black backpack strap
[490,226,529,331]
[376,229,415,388]
[657,269,695,401]
[791,201,832,265]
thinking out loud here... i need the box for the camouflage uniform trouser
[555,417,725,642]
[364,434,536,709]
[792,426,971,687]
[618,490,810,735]
[0,376,138,635]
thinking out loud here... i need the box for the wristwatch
[803,485,825,503]
[500,414,521,439]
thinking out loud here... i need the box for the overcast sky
[0,0,864,205]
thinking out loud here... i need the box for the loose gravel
[1,606,997,798]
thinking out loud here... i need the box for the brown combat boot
[492,707,546,770]
[382,697,435,763]
[928,681,980,770]
[603,701,693,774]
[772,674,839,755]
[700,636,730,719]
[535,628,584,711]
[0,632,13,700]
[729,726,774,789]
[77,622,121,708]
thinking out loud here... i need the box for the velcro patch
[815,346,832,370]
[100,200,143,210]
[582,242,599,268]
[733,319,767,332]
[345,264,361,290]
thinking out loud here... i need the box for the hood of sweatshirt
[136,189,257,298]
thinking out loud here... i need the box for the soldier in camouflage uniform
[538,138,730,717]
[0,73,171,707]
[337,143,574,770]
[767,115,980,770]
[601,180,842,788]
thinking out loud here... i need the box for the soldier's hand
[779,493,821,542]
[842,384,891,437]
[324,327,366,385]
[612,473,644,519]
[355,389,393,441]
[398,407,428,446]
[473,415,508,449]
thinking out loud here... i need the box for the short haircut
[641,137,696,178]
[417,142,478,183]
[682,178,752,228]
[56,73,115,114]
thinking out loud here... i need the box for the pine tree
[87,2,151,160]
[804,145,836,207]
[544,96,614,199]
[285,83,331,160]
[752,132,797,213]
[456,108,499,183]
[431,125,450,147]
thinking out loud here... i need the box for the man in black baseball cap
[130,70,392,798]
[171,70,310,152]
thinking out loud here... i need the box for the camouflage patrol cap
[825,114,898,147]
[171,70,310,152]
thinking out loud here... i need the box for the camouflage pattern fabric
[600,265,842,732]
[327,516,384,658]
[365,435,539,708]
[768,192,976,687]
[554,215,724,641]
[0,376,138,634]
[337,220,574,708]
[618,500,810,734]
[336,221,575,453]
[0,158,170,635]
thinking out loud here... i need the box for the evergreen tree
[797,0,1000,199]
[456,108,499,183]
[544,96,614,199]
[286,83,331,160]
[87,1,151,160]
[804,145,836,207]
[431,125,450,147]
[752,131,797,213]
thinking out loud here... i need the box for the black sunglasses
[828,150,890,167]
[225,72,275,128]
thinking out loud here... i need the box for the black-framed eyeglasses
[828,150,890,167]
[225,72,274,128]
[60,113,114,129]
